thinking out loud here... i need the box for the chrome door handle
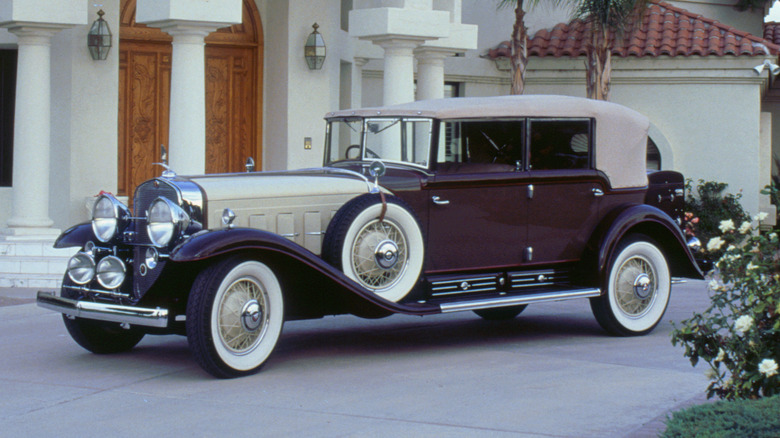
[592,188,604,197]
[432,196,450,205]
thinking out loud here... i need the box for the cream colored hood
[184,170,372,255]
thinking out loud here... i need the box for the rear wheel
[60,280,145,354]
[186,257,284,378]
[590,236,671,336]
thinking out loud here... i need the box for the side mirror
[246,157,255,173]
[368,160,385,193]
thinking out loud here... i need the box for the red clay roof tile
[488,1,779,60]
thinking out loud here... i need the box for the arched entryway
[118,0,263,196]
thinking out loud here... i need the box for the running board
[439,288,601,313]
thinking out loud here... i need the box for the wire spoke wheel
[323,194,424,303]
[614,256,657,318]
[187,258,284,378]
[351,219,408,290]
[217,278,269,354]
[590,236,671,336]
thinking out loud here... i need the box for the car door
[424,120,528,272]
[524,119,604,265]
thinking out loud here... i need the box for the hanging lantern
[304,23,326,70]
[87,10,112,61]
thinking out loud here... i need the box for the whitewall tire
[323,194,424,303]
[591,236,671,336]
[187,258,284,378]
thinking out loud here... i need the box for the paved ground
[0,281,712,437]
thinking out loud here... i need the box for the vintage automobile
[38,95,702,378]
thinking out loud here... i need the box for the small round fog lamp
[67,253,95,285]
[96,256,126,289]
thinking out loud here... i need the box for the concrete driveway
[0,281,711,437]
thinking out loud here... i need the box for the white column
[136,0,241,175]
[4,26,66,234]
[157,24,213,174]
[376,39,423,106]
[415,49,448,101]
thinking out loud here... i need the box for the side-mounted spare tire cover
[322,193,425,303]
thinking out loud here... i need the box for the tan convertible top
[327,95,650,189]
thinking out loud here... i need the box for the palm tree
[573,0,647,100]
[498,0,530,95]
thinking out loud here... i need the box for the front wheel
[60,279,145,354]
[186,257,284,378]
[590,236,671,336]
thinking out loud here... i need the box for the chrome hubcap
[374,239,399,270]
[633,273,652,300]
[240,299,263,332]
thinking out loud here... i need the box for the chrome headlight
[147,197,191,248]
[67,252,95,285]
[92,194,131,243]
[96,256,126,289]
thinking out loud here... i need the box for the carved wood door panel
[205,46,258,174]
[118,41,171,197]
[119,0,262,196]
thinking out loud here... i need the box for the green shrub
[671,215,780,400]
[684,179,750,261]
[662,396,780,438]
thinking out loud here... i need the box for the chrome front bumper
[37,291,169,328]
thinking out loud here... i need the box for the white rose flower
[719,219,735,233]
[739,221,752,234]
[708,279,721,291]
[716,348,726,362]
[707,237,725,252]
[756,212,769,222]
[759,359,778,377]
[747,262,759,271]
[735,315,753,335]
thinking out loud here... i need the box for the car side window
[528,120,591,170]
[437,120,524,173]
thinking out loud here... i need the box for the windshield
[325,117,432,169]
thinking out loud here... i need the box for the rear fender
[587,204,703,283]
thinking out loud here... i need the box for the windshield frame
[324,116,434,171]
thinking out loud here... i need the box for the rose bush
[671,213,780,400]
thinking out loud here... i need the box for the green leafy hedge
[662,396,780,437]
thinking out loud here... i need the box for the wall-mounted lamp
[87,9,112,61]
[304,23,326,70]
[753,59,780,76]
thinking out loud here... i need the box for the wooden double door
[118,0,263,196]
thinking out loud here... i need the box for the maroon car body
[38,95,702,378]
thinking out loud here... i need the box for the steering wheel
[344,145,380,160]
[345,145,361,160]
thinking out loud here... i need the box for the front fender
[54,223,93,249]
[590,204,703,281]
[169,228,440,318]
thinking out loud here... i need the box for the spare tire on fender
[322,193,424,302]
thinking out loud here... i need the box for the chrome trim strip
[63,284,131,299]
[439,288,601,313]
[36,291,169,328]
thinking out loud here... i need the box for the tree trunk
[586,28,610,101]
[510,2,527,95]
